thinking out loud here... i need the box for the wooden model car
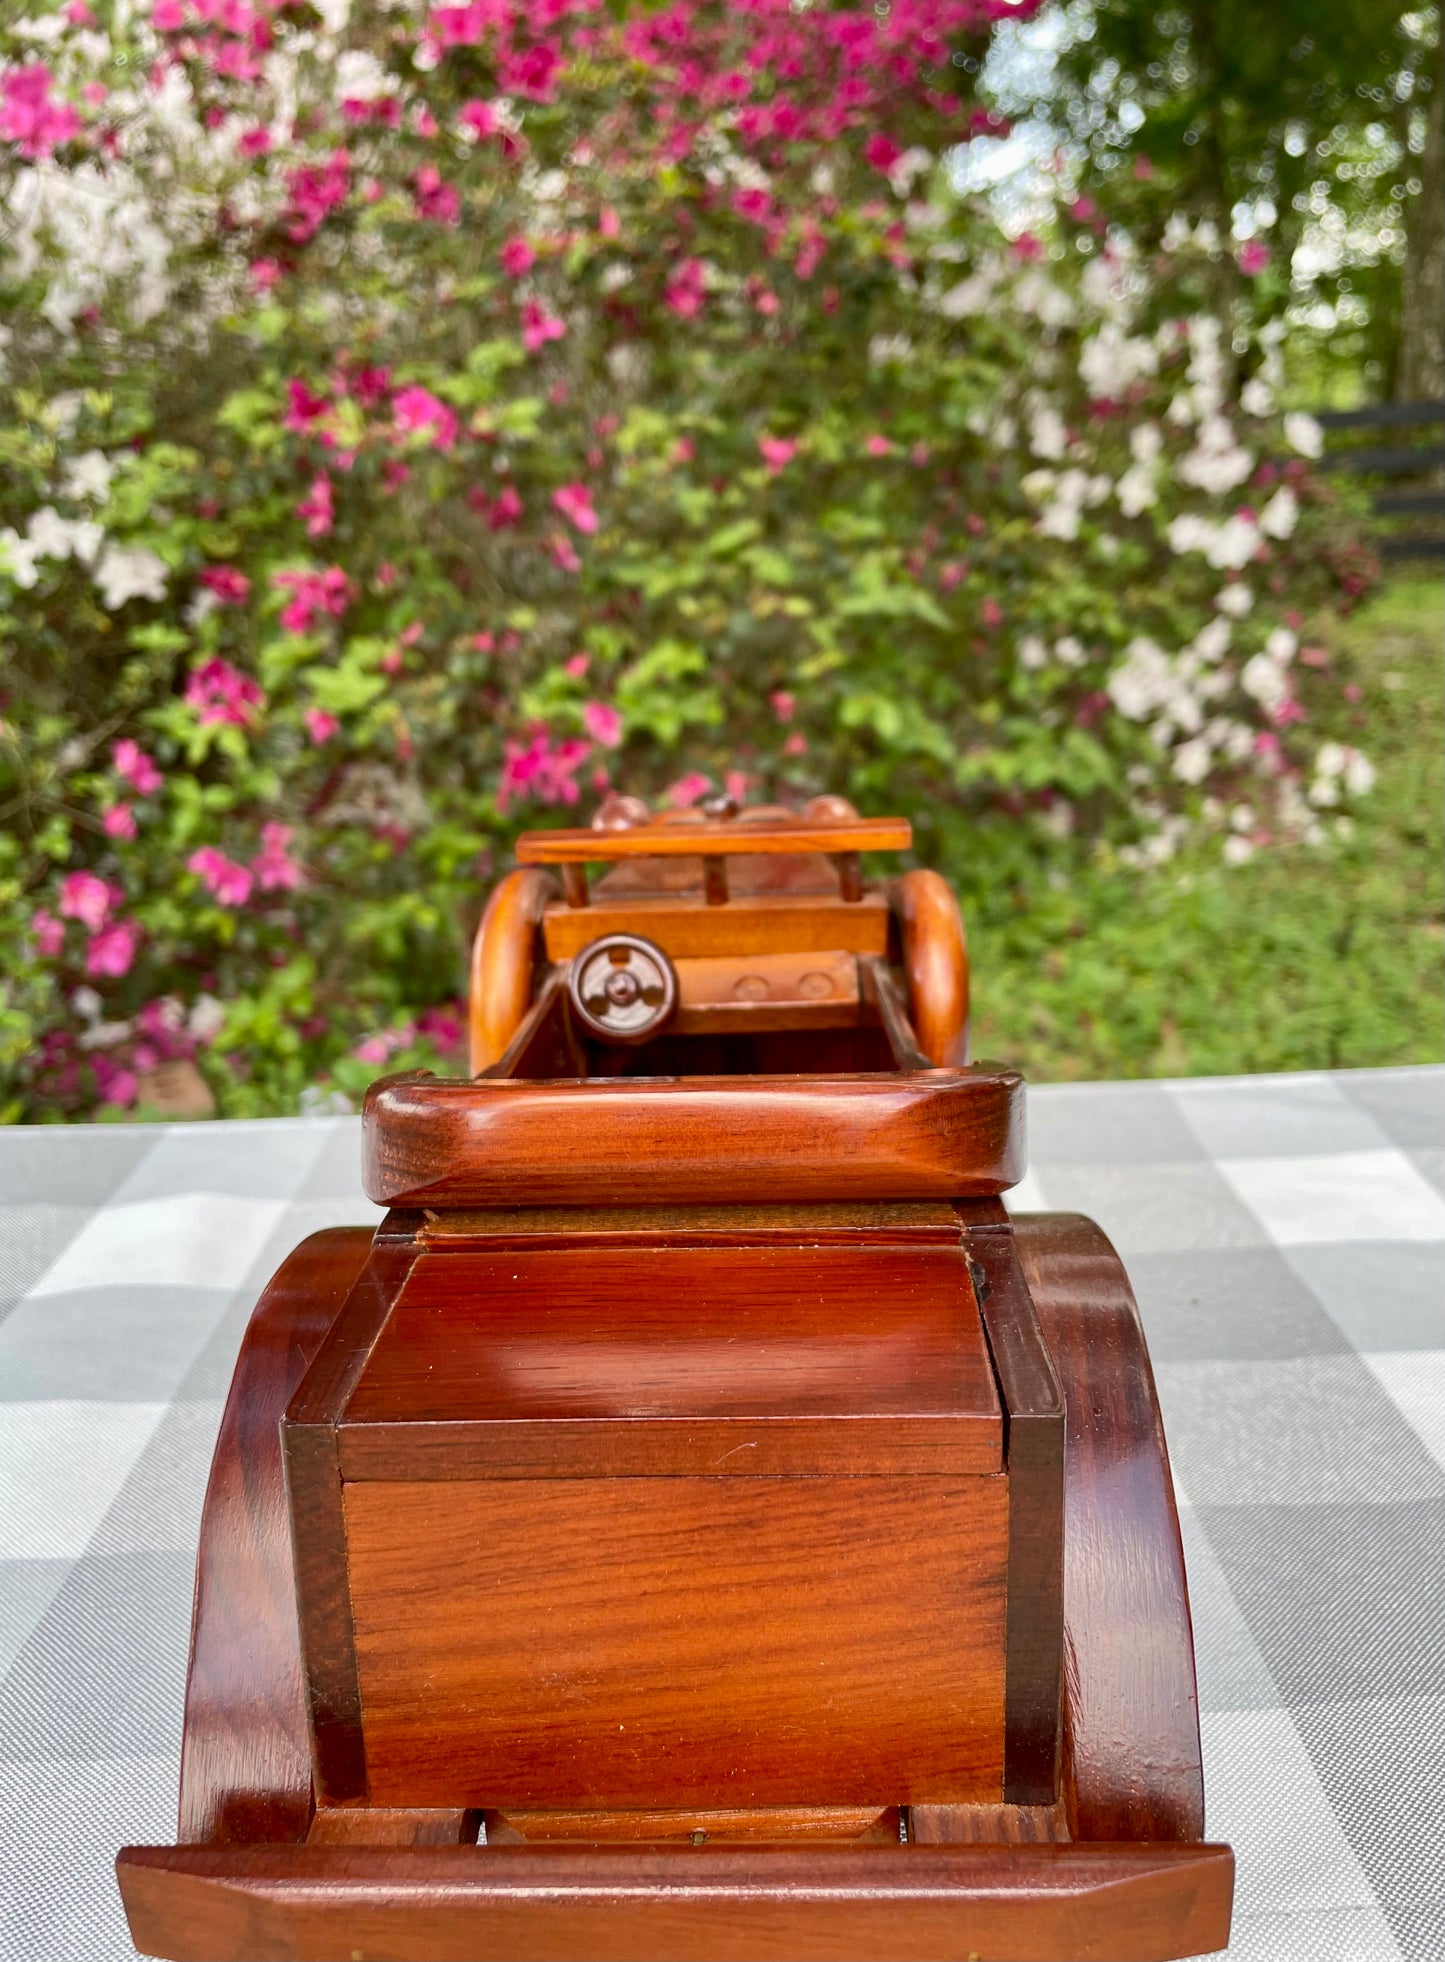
[117,796,1234,1962]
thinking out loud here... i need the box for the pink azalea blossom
[501,40,561,103]
[391,384,458,449]
[86,920,139,979]
[863,131,901,173]
[758,435,797,474]
[1010,231,1045,262]
[151,0,186,22]
[94,1059,138,1107]
[188,846,254,907]
[782,732,808,757]
[102,803,137,841]
[430,2,488,47]
[1237,240,1271,276]
[865,434,893,457]
[724,769,752,804]
[238,125,271,157]
[283,379,329,432]
[521,299,566,353]
[496,730,592,813]
[272,567,352,635]
[551,482,598,534]
[250,258,282,293]
[413,165,460,225]
[564,652,590,678]
[666,772,712,809]
[980,596,1004,629]
[582,701,623,746]
[304,706,340,744]
[198,565,251,607]
[252,822,303,892]
[664,258,707,318]
[60,870,112,932]
[0,63,84,159]
[184,656,265,726]
[31,908,65,957]
[488,484,523,529]
[283,149,350,244]
[770,690,796,723]
[458,98,500,139]
[112,738,163,795]
[499,235,535,277]
[548,532,582,574]
[296,473,335,538]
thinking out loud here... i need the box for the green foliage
[973,576,1445,1076]
[0,0,1398,1117]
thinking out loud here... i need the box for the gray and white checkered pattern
[2,1067,1442,1961]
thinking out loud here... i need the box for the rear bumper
[117,1837,1233,1962]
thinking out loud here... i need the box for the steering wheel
[567,933,679,1045]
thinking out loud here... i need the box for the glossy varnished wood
[282,1235,419,1808]
[1014,1213,1205,1842]
[344,1473,1007,1809]
[964,1217,1066,1808]
[468,866,559,1074]
[362,1066,1025,1208]
[541,890,891,961]
[890,870,970,1067]
[339,1239,1003,1477]
[485,1805,902,1843]
[177,1228,373,1847]
[116,1840,1235,1962]
[517,816,912,864]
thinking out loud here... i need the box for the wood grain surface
[339,1240,1003,1477]
[517,817,911,863]
[541,892,891,961]
[889,870,970,1067]
[344,1473,1008,1810]
[176,1227,373,1847]
[282,1236,419,1809]
[361,1066,1025,1207]
[468,867,559,1074]
[963,1220,1066,1808]
[1014,1213,1206,1843]
[116,1839,1236,1962]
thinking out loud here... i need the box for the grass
[967,574,1445,1081]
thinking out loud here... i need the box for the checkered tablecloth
[1,1066,1442,1962]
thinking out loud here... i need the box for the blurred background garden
[1,0,1440,1120]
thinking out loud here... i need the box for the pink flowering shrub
[0,0,1378,1117]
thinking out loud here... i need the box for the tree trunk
[1398,60,1444,402]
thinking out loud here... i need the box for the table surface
[1,1065,1442,1962]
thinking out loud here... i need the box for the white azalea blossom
[1029,406,1068,460]
[1172,734,1213,784]
[61,450,115,502]
[1177,413,1254,495]
[1078,322,1158,397]
[1167,511,1260,570]
[1191,617,1232,663]
[95,545,169,610]
[26,506,103,563]
[0,529,43,588]
[1017,634,1048,671]
[1259,485,1299,539]
[1283,412,1325,459]
[1240,651,1290,711]
[1216,583,1254,617]
[1240,376,1274,416]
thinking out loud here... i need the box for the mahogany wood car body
[118,800,1231,1961]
